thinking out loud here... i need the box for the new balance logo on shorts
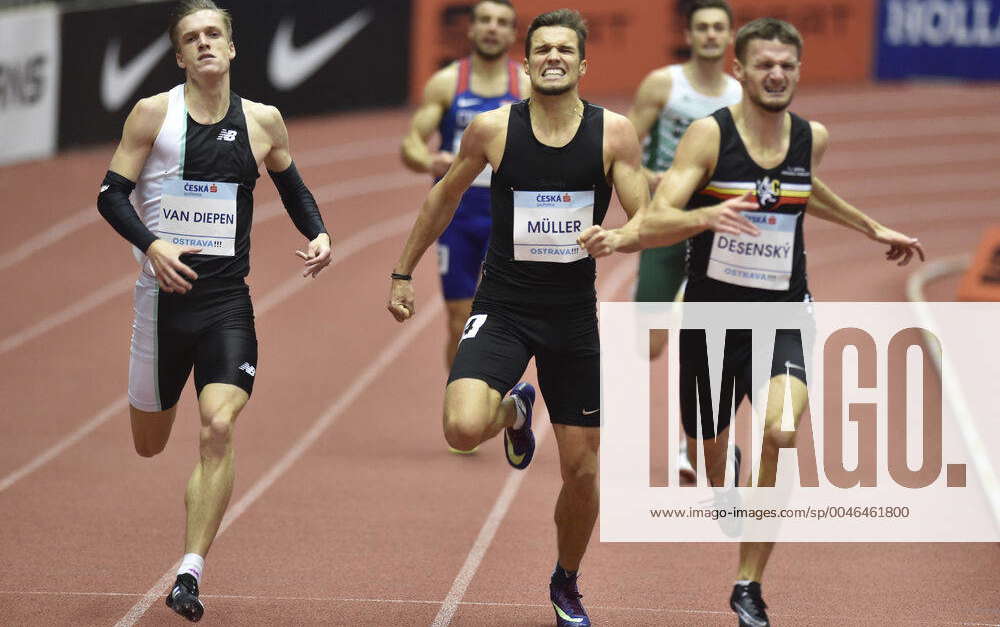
[217,129,237,142]
[238,362,256,377]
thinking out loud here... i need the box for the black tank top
[182,92,259,281]
[685,107,812,302]
[480,100,612,304]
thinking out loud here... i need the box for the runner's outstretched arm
[807,122,924,266]
[388,110,499,322]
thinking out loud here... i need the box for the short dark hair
[525,9,588,59]
[473,0,515,15]
[686,0,733,28]
[168,0,233,51]
[734,17,803,62]
[472,0,516,27]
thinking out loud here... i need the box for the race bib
[512,190,594,263]
[706,211,797,290]
[159,179,238,256]
[452,131,491,187]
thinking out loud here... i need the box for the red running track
[0,83,997,625]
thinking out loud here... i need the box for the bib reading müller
[685,107,813,303]
[480,100,612,305]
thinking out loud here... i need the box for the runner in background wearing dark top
[580,18,923,627]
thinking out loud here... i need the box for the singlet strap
[508,60,521,99]
[456,57,471,94]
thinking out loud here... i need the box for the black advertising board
[58,0,411,148]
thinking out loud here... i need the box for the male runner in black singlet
[387,10,648,627]
[581,18,924,627]
[96,1,331,621]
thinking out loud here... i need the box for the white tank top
[643,64,741,172]
[131,84,187,266]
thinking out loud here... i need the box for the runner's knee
[201,410,237,457]
[443,409,486,451]
[763,423,796,451]
[134,436,167,458]
[559,449,598,488]
[130,405,173,457]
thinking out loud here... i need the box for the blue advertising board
[876,0,1000,79]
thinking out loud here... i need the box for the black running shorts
[679,328,808,439]
[129,273,258,411]
[448,296,600,427]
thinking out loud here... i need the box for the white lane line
[796,88,999,116]
[253,171,422,224]
[116,297,446,627]
[819,142,998,171]
[294,136,400,167]
[0,173,423,357]
[806,171,999,203]
[806,200,998,235]
[4,590,997,625]
[0,275,136,355]
[430,406,552,627]
[0,211,416,494]
[430,259,636,627]
[906,256,1000,537]
[0,207,100,271]
[0,137,406,272]
[830,114,1000,142]
[0,396,129,493]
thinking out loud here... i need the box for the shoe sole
[731,600,768,627]
[166,594,204,622]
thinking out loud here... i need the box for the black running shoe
[730,581,769,627]
[165,573,204,622]
[503,382,536,470]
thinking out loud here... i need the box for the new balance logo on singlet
[239,362,256,376]
[217,129,237,142]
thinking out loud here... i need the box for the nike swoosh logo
[582,408,600,415]
[456,97,481,107]
[506,435,525,466]
[784,360,805,371]
[552,603,585,623]
[101,34,172,111]
[268,9,374,91]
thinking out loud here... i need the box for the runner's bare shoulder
[677,116,721,158]
[125,92,169,142]
[466,105,509,141]
[240,98,283,127]
[425,62,460,106]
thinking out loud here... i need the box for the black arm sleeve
[97,170,158,253]
[268,162,328,241]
